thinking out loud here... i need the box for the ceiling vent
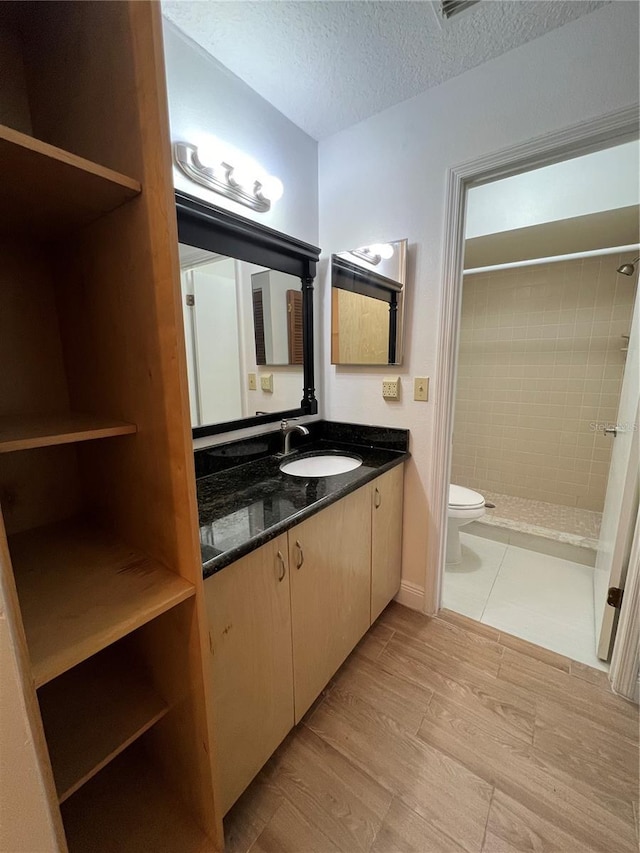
[440,0,480,19]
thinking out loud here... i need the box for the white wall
[466,140,640,239]
[163,19,320,447]
[318,2,640,603]
[162,19,318,246]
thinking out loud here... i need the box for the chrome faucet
[280,419,309,455]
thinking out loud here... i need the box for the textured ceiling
[162,0,607,140]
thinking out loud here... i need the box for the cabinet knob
[276,550,286,582]
[374,487,381,509]
[295,540,304,570]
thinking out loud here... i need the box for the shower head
[617,255,640,276]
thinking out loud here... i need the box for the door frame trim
[428,105,640,616]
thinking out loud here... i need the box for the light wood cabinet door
[371,465,404,622]
[205,535,293,814]
[289,488,371,722]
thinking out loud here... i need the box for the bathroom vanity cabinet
[290,485,372,721]
[0,4,221,851]
[205,534,294,815]
[205,466,404,814]
[371,465,405,621]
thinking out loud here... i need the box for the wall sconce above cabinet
[173,141,284,213]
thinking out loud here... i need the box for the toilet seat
[448,484,485,510]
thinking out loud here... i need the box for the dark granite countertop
[197,430,409,579]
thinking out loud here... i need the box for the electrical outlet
[248,373,257,391]
[260,373,274,393]
[382,377,400,400]
[414,376,429,401]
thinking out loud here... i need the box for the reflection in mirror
[179,243,303,427]
[251,270,303,366]
[331,239,408,365]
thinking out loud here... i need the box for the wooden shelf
[0,413,137,453]
[11,518,195,687]
[0,124,141,237]
[61,744,216,853]
[38,649,169,803]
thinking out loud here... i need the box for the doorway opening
[441,139,639,670]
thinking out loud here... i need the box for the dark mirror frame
[175,190,320,438]
[331,254,403,364]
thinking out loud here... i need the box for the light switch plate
[382,377,400,400]
[414,377,429,401]
[260,373,274,393]
[248,373,257,391]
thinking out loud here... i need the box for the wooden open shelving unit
[38,647,170,803]
[11,518,195,688]
[60,743,215,853]
[0,123,142,236]
[0,413,137,453]
[0,3,222,851]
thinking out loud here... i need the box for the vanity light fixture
[173,141,284,213]
[350,243,395,266]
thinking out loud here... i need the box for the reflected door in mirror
[179,244,304,428]
[251,270,303,366]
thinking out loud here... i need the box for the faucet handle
[281,417,300,430]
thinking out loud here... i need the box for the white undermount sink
[279,453,362,478]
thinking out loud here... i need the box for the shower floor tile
[481,491,602,550]
[443,532,607,671]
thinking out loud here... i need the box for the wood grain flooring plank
[534,701,639,804]
[569,660,612,690]
[425,694,637,830]
[223,769,283,853]
[381,603,503,677]
[222,604,639,853]
[349,619,395,663]
[379,637,536,743]
[436,609,502,642]
[497,632,572,673]
[268,727,392,853]
[307,688,492,853]
[482,789,603,853]
[250,799,339,853]
[499,648,638,742]
[417,694,637,853]
[331,653,433,734]
[370,796,468,853]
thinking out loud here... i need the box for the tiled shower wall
[452,253,636,511]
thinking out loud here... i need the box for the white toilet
[446,484,486,564]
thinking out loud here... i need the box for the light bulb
[370,243,394,260]
[257,175,284,203]
[196,143,222,169]
[228,165,255,191]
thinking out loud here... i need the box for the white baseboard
[394,580,425,611]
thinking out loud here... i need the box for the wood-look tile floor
[223,603,639,853]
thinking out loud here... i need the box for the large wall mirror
[331,239,408,365]
[176,191,320,437]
